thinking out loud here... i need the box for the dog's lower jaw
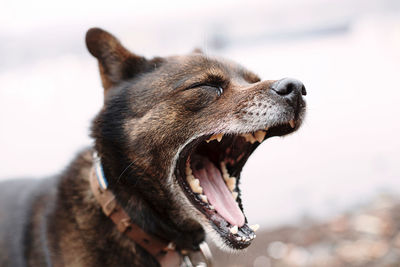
[169,173,239,252]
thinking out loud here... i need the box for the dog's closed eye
[179,85,221,112]
[187,82,223,97]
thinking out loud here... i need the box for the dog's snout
[270,78,307,97]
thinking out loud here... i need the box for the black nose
[270,78,307,97]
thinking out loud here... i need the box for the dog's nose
[270,78,307,97]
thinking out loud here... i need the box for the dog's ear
[86,28,148,91]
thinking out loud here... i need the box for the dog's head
[86,28,306,251]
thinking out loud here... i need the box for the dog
[0,28,306,267]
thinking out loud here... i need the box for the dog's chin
[172,118,302,250]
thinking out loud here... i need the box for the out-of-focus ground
[212,194,400,266]
[1,0,400,266]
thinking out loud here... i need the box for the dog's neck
[54,149,205,266]
[90,149,206,257]
[89,153,182,266]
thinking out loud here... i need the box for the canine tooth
[254,130,266,143]
[242,133,256,144]
[216,133,224,142]
[250,224,260,232]
[230,225,238,234]
[205,135,215,143]
[289,119,295,128]
[227,177,236,191]
[236,237,241,241]
[209,205,214,210]
[189,179,203,194]
[199,194,208,203]
[206,133,224,143]
[232,192,238,200]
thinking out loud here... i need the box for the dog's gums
[175,119,299,249]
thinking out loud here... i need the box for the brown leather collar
[89,161,181,266]
[89,152,213,266]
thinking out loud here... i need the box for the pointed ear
[86,28,148,91]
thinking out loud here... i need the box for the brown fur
[0,28,306,266]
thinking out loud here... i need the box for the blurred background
[1,0,400,266]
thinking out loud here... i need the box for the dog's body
[0,28,306,267]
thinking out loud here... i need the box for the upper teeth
[206,133,224,143]
[289,119,295,128]
[206,128,269,144]
[241,129,267,144]
[242,133,257,144]
[254,130,266,143]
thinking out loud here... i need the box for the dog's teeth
[220,162,228,176]
[185,164,192,176]
[242,133,256,144]
[232,191,238,200]
[206,133,224,143]
[216,133,224,142]
[189,179,203,194]
[289,119,295,128]
[230,225,238,234]
[245,237,250,242]
[205,135,215,143]
[227,177,236,191]
[209,205,214,210]
[186,174,195,182]
[254,130,266,143]
[250,224,260,232]
[199,194,208,203]
[236,237,241,241]
[221,161,237,192]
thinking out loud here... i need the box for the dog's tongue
[192,156,245,227]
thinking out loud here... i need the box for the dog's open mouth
[175,120,298,249]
